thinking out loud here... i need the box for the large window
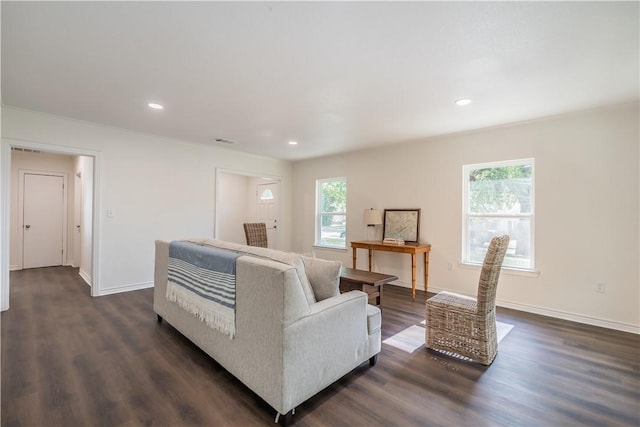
[463,159,534,270]
[315,177,347,249]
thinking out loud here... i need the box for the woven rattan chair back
[476,235,510,314]
[243,222,268,248]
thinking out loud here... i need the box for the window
[463,159,534,270]
[315,177,347,248]
[259,189,274,200]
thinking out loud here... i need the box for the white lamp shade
[363,209,383,226]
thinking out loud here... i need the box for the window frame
[462,158,535,271]
[315,177,347,249]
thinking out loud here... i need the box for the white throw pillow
[301,256,342,301]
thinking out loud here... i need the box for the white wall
[9,150,76,269]
[292,103,639,333]
[1,106,292,299]
[216,172,250,244]
[247,177,263,221]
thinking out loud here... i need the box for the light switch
[106,208,114,218]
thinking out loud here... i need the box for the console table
[350,240,431,299]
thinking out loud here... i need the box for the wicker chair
[243,222,268,248]
[425,235,510,365]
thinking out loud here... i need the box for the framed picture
[383,209,421,243]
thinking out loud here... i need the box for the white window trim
[315,177,347,249]
[458,261,540,277]
[462,158,536,272]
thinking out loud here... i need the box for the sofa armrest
[305,289,368,317]
[280,290,372,411]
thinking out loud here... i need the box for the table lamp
[363,208,383,240]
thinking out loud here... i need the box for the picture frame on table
[382,209,421,243]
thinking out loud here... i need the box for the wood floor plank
[2,266,639,426]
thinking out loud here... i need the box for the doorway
[1,139,101,311]
[215,169,282,249]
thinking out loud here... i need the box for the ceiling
[2,2,638,161]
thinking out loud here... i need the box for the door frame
[214,168,282,249]
[18,170,69,270]
[1,138,102,311]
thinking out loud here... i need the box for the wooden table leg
[368,249,372,272]
[411,253,417,298]
[424,251,430,293]
[352,247,357,269]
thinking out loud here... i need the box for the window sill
[313,245,348,253]
[459,262,540,278]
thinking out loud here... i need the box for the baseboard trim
[497,299,639,335]
[9,264,21,271]
[79,268,92,287]
[98,281,153,296]
[394,281,640,335]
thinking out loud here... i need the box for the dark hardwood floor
[2,266,639,426]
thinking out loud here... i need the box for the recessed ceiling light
[455,98,472,106]
[288,140,298,146]
[148,103,164,110]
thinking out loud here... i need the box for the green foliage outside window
[469,165,532,214]
[320,179,346,227]
[316,177,347,248]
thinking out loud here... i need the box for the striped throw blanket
[166,241,241,338]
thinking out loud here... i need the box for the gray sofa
[154,239,381,424]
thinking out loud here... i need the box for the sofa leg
[157,314,163,323]
[369,355,378,366]
[275,410,293,426]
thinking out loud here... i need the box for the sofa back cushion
[187,239,317,305]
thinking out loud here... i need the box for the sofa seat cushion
[366,304,381,335]
[300,256,341,301]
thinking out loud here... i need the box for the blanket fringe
[166,282,235,339]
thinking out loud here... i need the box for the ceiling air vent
[214,138,236,145]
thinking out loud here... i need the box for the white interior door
[256,182,279,248]
[23,173,64,269]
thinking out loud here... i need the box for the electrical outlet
[106,208,114,218]
[595,282,606,294]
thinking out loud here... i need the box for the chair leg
[369,355,378,366]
